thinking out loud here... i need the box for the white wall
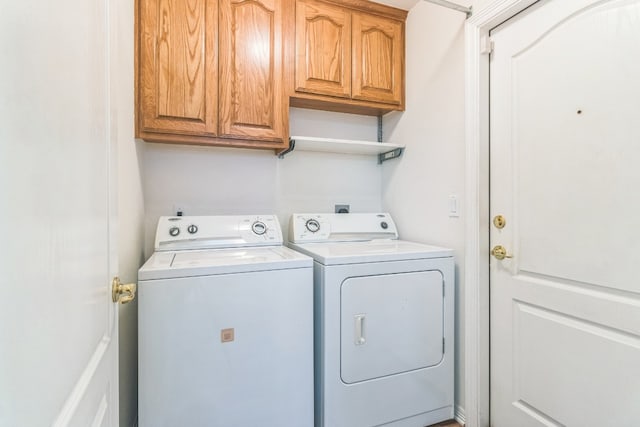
[142,108,383,255]
[115,0,145,426]
[382,1,468,419]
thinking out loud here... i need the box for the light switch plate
[448,195,460,217]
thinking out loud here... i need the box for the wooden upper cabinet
[136,0,288,149]
[289,0,406,115]
[295,0,351,98]
[138,0,218,136]
[351,12,403,105]
[219,0,287,142]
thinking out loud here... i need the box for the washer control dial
[187,224,198,234]
[251,221,267,235]
[169,226,180,237]
[305,219,321,233]
[380,221,388,229]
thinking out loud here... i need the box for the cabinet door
[139,0,218,135]
[219,0,287,143]
[351,12,403,105]
[295,0,351,98]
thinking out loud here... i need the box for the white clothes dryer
[289,213,455,427]
[138,215,313,427]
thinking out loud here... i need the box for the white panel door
[490,0,640,425]
[0,0,119,426]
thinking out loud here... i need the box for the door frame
[463,1,539,426]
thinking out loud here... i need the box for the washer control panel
[155,215,283,251]
[289,213,398,243]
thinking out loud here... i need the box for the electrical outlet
[173,205,184,217]
[335,204,350,214]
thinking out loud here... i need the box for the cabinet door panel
[352,12,403,105]
[295,0,351,98]
[139,0,217,135]
[219,0,286,143]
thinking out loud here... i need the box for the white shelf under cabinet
[279,136,405,163]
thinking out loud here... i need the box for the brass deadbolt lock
[493,215,506,229]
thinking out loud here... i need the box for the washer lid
[138,246,312,280]
[288,240,453,265]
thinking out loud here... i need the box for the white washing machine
[289,213,455,427]
[138,215,314,427]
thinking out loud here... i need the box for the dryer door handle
[354,314,366,345]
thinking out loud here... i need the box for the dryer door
[340,270,444,384]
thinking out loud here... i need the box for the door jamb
[463,1,539,426]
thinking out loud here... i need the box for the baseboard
[455,404,466,426]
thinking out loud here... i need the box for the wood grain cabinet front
[290,0,406,116]
[138,0,218,137]
[351,11,403,105]
[295,0,351,99]
[219,0,287,143]
[136,0,288,149]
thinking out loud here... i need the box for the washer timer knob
[187,224,198,234]
[305,219,321,233]
[169,226,180,237]
[252,221,267,235]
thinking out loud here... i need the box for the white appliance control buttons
[169,226,180,237]
[187,224,198,234]
[252,221,267,235]
[305,219,321,233]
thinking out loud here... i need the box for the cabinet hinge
[481,35,494,55]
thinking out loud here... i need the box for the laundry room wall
[140,1,496,421]
[142,108,383,256]
[382,0,478,421]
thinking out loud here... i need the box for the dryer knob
[305,219,321,233]
[169,226,180,237]
[252,221,267,235]
[187,224,198,234]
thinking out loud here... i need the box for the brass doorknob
[491,245,513,260]
[112,277,137,304]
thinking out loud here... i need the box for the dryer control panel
[289,213,398,243]
[155,215,282,251]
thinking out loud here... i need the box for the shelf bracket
[378,147,404,164]
[277,138,296,158]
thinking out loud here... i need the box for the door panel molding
[511,400,563,427]
[52,334,114,427]
[512,300,640,425]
